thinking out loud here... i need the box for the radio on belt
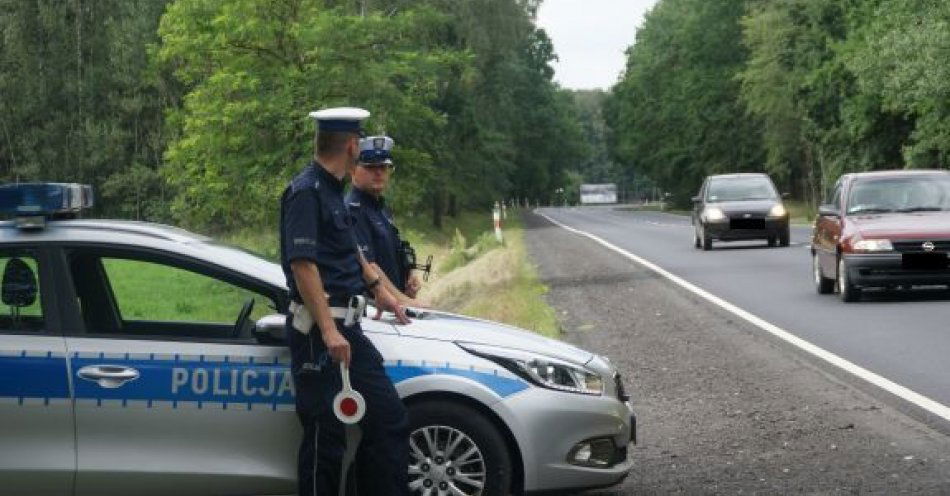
[0,182,94,229]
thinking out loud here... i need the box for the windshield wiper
[895,206,945,213]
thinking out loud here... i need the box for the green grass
[785,200,817,225]
[421,211,560,337]
[103,259,273,323]
[453,215,560,337]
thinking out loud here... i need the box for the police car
[0,183,636,496]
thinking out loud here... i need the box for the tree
[0,0,172,218]
[606,0,764,206]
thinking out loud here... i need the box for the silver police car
[0,183,636,495]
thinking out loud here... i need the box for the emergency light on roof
[0,183,94,229]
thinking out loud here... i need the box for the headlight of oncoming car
[768,203,787,218]
[852,238,893,252]
[703,207,726,222]
[457,343,604,396]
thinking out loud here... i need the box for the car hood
[710,199,778,215]
[850,212,950,239]
[397,308,594,366]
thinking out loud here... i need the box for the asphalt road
[536,206,950,414]
[522,209,950,494]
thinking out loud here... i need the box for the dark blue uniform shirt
[280,162,365,303]
[346,188,406,292]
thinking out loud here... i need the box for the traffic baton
[335,363,365,496]
[333,362,366,424]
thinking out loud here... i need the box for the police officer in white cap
[279,107,410,495]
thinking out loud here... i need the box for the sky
[536,0,660,90]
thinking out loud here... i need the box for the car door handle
[77,365,140,389]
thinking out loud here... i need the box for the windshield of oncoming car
[846,175,950,215]
[706,176,777,202]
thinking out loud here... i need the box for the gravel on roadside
[522,211,950,495]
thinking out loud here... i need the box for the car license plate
[902,252,949,270]
[730,218,765,230]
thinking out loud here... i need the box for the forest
[0,0,588,230]
[607,0,950,206]
[5,0,947,226]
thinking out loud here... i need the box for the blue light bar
[0,183,94,226]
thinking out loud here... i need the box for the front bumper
[705,217,788,241]
[499,387,636,494]
[843,253,950,287]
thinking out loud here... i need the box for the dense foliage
[0,0,173,219]
[607,0,950,206]
[0,0,585,229]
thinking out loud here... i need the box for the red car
[812,169,950,302]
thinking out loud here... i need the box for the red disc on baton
[333,363,366,424]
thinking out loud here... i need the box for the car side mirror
[781,192,791,199]
[254,313,286,343]
[817,205,839,218]
[691,196,702,203]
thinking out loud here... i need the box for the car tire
[837,257,861,302]
[779,227,791,247]
[701,225,712,251]
[407,401,512,496]
[767,236,777,247]
[813,253,834,294]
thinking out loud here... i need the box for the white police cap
[308,107,370,133]
[358,135,395,164]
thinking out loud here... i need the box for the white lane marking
[536,210,950,422]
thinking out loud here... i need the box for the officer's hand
[406,274,422,299]
[373,287,411,325]
[321,328,351,368]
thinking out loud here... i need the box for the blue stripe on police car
[0,351,528,407]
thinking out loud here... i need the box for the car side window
[69,252,275,341]
[832,182,843,210]
[0,250,45,334]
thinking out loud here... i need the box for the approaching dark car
[812,169,950,302]
[691,173,790,250]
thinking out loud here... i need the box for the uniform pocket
[330,208,349,230]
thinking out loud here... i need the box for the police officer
[279,107,410,496]
[346,136,424,302]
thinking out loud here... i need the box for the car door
[815,180,844,275]
[56,246,299,496]
[0,246,75,495]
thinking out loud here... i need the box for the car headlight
[704,207,726,222]
[852,239,893,252]
[768,203,787,218]
[457,343,604,396]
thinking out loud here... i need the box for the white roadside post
[493,201,503,243]
[501,201,507,220]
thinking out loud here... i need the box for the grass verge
[416,212,559,338]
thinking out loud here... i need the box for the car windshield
[846,175,950,215]
[706,177,776,202]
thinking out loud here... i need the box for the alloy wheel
[408,425,487,496]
